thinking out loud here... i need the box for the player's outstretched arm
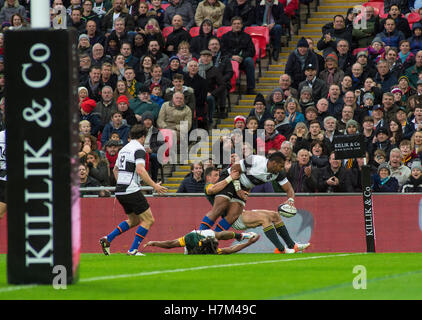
[281,180,295,206]
[143,239,181,249]
[136,163,168,194]
[219,234,260,254]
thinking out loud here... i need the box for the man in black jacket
[222,0,255,27]
[317,15,352,56]
[221,16,256,94]
[317,152,354,193]
[165,14,192,56]
[101,0,135,35]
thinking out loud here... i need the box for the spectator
[190,19,215,59]
[317,151,354,193]
[163,0,195,30]
[326,84,343,119]
[101,0,135,35]
[375,17,405,50]
[374,59,397,93]
[269,74,299,104]
[132,33,148,59]
[362,115,376,151]
[294,119,331,154]
[133,1,149,31]
[222,0,255,27]
[198,49,225,125]
[286,148,318,193]
[397,75,416,104]
[142,111,165,182]
[336,39,355,71]
[347,63,365,93]
[85,19,106,48]
[267,88,285,115]
[81,0,102,29]
[101,110,131,146]
[177,161,206,193]
[80,98,102,137]
[120,41,139,68]
[81,65,103,102]
[370,126,393,160]
[103,139,121,186]
[371,162,399,192]
[144,18,166,50]
[164,73,196,120]
[388,147,412,187]
[100,61,117,90]
[248,93,272,129]
[273,104,293,138]
[336,103,356,134]
[157,91,192,136]
[388,118,404,147]
[356,51,377,80]
[263,118,286,154]
[115,94,138,126]
[96,85,118,129]
[165,14,192,56]
[352,5,379,48]
[183,59,208,129]
[234,115,246,131]
[144,64,172,93]
[220,16,256,94]
[123,66,141,99]
[315,98,330,126]
[408,22,422,55]
[318,52,344,88]
[310,139,329,169]
[176,40,194,70]
[379,4,411,38]
[298,63,328,104]
[91,44,112,68]
[303,106,318,128]
[85,151,110,187]
[401,160,422,192]
[323,116,338,148]
[135,54,155,83]
[70,7,87,35]
[163,55,183,81]
[284,96,305,129]
[255,0,289,61]
[195,0,225,28]
[130,84,161,122]
[79,162,106,197]
[148,0,165,29]
[317,14,352,56]
[0,0,27,25]
[285,37,318,90]
[410,130,422,156]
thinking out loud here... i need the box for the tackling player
[203,166,309,254]
[144,229,260,255]
[199,152,295,234]
[100,124,168,256]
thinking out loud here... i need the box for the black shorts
[116,190,150,215]
[0,180,6,203]
[215,171,246,207]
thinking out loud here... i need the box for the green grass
[0,253,421,300]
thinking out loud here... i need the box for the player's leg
[199,195,230,230]
[128,207,155,255]
[214,201,244,232]
[242,210,290,253]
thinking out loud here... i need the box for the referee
[100,124,167,256]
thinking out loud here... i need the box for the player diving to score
[203,165,309,254]
[198,152,309,253]
[144,229,260,255]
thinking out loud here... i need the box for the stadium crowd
[0,0,421,195]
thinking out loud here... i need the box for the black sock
[275,222,295,249]
[263,225,285,251]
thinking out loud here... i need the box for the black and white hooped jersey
[115,139,147,196]
[0,130,6,181]
[229,155,288,189]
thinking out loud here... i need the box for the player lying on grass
[144,229,260,254]
[203,165,310,254]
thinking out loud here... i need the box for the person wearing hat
[129,84,161,122]
[391,86,405,108]
[234,115,246,130]
[298,62,328,104]
[220,16,256,94]
[163,55,183,81]
[78,33,91,55]
[101,110,131,146]
[248,93,272,129]
[115,94,138,126]
[371,162,399,192]
[408,22,422,55]
[401,160,422,192]
[285,36,319,89]
[198,49,225,123]
[298,86,315,113]
[397,75,416,103]
[370,126,393,161]
[80,98,102,137]
[372,104,386,130]
[316,15,352,56]
[318,52,344,87]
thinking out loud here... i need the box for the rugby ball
[278,203,297,218]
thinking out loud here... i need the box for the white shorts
[231,215,247,230]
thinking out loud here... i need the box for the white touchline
[0,253,364,294]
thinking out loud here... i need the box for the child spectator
[150,83,165,107]
[371,162,399,192]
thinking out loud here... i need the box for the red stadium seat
[363,2,384,16]
[162,26,173,40]
[408,12,420,24]
[216,26,232,38]
[230,60,240,93]
[189,26,200,37]
[161,3,170,10]
[244,26,270,45]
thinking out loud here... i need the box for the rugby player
[203,166,310,254]
[143,229,260,255]
[100,125,168,256]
